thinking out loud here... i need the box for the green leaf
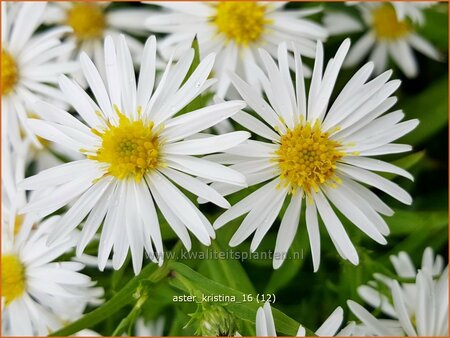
[169,261,308,336]
[400,77,448,146]
[387,209,448,235]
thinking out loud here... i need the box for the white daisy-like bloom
[44,2,157,84]
[324,2,442,77]
[212,39,418,271]
[18,35,248,275]
[347,247,448,336]
[1,2,77,149]
[255,302,355,336]
[2,141,103,336]
[1,217,104,336]
[145,1,328,97]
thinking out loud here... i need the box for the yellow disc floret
[372,4,411,40]
[66,3,106,41]
[2,254,26,305]
[212,2,272,45]
[90,113,162,182]
[276,121,344,194]
[1,50,18,96]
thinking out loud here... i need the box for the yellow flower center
[2,254,26,305]
[90,113,163,182]
[1,50,18,96]
[212,2,272,45]
[372,4,411,40]
[66,3,106,41]
[276,121,344,194]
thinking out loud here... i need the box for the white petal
[148,171,211,245]
[343,157,413,181]
[273,192,302,269]
[214,179,279,230]
[18,160,97,190]
[344,33,375,67]
[388,40,418,78]
[136,36,157,109]
[161,167,230,209]
[408,34,442,61]
[338,164,412,205]
[314,191,359,265]
[149,183,192,251]
[162,101,246,142]
[315,307,344,336]
[164,131,250,155]
[324,186,387,244]
[347,300,393,336]
[391,281,417,336]
[305,199,321,272]
[117,35,137,116]
[80,52,114,120]
[167,155,247,187]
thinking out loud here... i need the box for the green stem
[49,262,168,336]
[111,288,148,336]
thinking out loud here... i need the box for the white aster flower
[18,35,248,275]
[2,139,103,337]
[212,39,418,271]
[347,247,448,336]
[324,2,442,77]
[1,2,77,149]
[145,1,328,97]
[1,217,103,336]
[256,302,355,336]
[44,2,157,85]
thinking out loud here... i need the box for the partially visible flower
[18,35,248,275]
[212,39,417,270]
[1,2,77,149]
[1,141,103,336]
[347,247,448,336]
[255,302,355,336]
[43,2,158,85]
[145,1,327,97]
[324,2,442,77]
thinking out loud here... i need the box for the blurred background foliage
[45,2,448,336]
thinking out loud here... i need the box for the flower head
[145,1,327,97]
[212,39,418,271]
[1,2,77,149]
[2,140,102,336]
[43,2,159,86]
[18,35,248,275]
